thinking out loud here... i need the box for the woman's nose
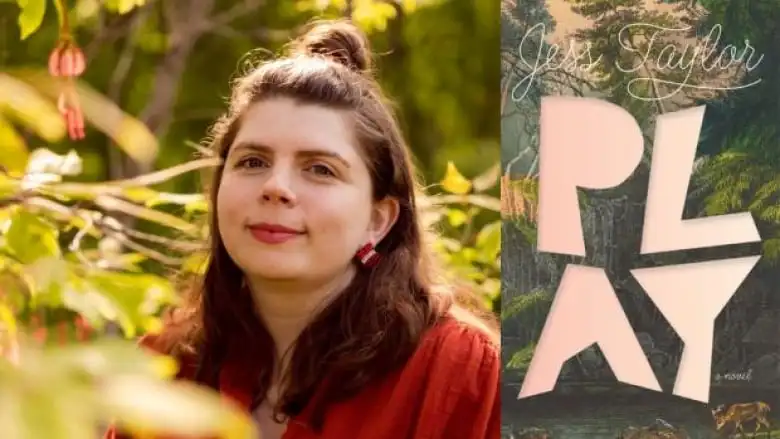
[259,168,297,206]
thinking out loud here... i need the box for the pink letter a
[518,265,661,399]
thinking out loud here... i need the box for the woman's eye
[237,157,267,169]
[308,163,335,177]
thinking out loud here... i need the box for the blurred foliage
[0,0,500,437]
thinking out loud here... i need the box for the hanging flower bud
[57,87,86,140]
[74,315,92,342]
[48,40,86,77]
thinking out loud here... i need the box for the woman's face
[217,97,398,283]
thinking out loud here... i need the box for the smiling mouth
[246,223,304,245]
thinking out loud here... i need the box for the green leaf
[22,256,68,299]
[352,1,398,32]
[5,208,62,264]
[17,0,47,40]
[475,220,501,259]
[120,186,159,204]
[440,161,472,195]
[506,342,536,371]
[0,337,203,439]
[59,276,119,328]
[103,0,147,14]
[0,174,21,199]
[85,271,178,337]
[182,251,209,275]
[44,339,179,379]
[102,376,258,439]
[0,73,66,142]
[445,208,468,228]
[183,195,209,214]
[481,278,500,300]
[0,115,28,174]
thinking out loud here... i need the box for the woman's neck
[246,267,355,361]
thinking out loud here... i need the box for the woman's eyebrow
[231,141,351,168]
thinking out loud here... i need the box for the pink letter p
[537,97,644,256]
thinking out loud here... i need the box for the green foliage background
[0,0,500,437]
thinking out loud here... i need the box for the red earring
[355,242,381,268]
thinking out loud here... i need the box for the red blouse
[104,317,500,439]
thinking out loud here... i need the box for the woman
[105,19,500,439]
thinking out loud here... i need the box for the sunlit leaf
[0,174,20,199]
[481,278,500,299]
[184,195,209,214]
[0,116,27,174]
[85,271,178,337]
[22,256,68,296]
[446,208,468,228]
[102,376,257,439]
[5,208,61,264]
[17,0,47,40]
[0,304,17,337]
[103,0,147,14]
[121,187,160,204]
[0,300,19,364]
[352,1,398,32]
[0,73,66,142]
[0,339,190,439]
[60,277,122,329]
[440,161,472,195]
[44,339,179,379]
[475,220,501,259]
[182,251,209,275]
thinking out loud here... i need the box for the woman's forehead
[230,99,361,163]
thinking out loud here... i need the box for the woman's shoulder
[411,314,500,374]
[379,314,500,437]
[389,313,500,401]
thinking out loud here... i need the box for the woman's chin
[243,263,308,281]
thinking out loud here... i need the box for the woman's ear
[368,197,400,244]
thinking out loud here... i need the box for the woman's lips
[247,223,304,244]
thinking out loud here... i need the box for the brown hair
[161,19,498,430]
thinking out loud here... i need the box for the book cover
[501,0,778,437]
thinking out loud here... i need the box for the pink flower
[48,40,86,77]
[57,89,86,140]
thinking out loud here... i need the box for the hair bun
[291,19,372,73]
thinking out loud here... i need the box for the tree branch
[200,0,265,32]
[106,5,152,180]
